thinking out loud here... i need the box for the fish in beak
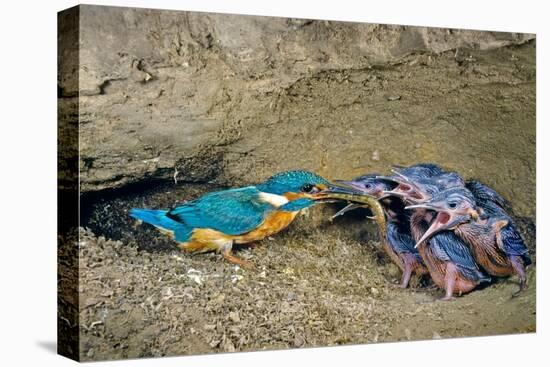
[331,203,363,220]
[327,180,376,218]
[315,182,387,241]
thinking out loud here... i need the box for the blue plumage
[129,208,192,242]
[430,231,490,283]
[392,163,445,179]
[500,222,532,266]
[386,222,422,261]
[256,170,329,195]
[465,179,509,210]
[166,187,273,237]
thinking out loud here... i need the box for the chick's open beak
[405,202,444,211]
[414,211,453,248]
[405,200,453,248]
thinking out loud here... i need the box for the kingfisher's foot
[392,281,408,289]
[424,284,439,290]
[512,281,528,298]
[510,258,528,298]
[223,252,254,269]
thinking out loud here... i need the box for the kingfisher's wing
[466,179,509,211]
[167,187,275,235]
[386,222,419,255]
[430,232,490,282]
[500,222,531,265]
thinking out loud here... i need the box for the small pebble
[229,311,240,323]
[294,334,305,347]
[222,338,236,352]
[387,95,401,101]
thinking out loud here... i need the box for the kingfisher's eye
[301,184,315,193]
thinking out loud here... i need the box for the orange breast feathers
[234,210,299,243]
[183,209,300,253]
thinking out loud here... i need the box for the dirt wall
[59,6,535,219]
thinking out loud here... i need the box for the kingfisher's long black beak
[314,181,379,208]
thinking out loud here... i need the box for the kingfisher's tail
[129,208,191,242]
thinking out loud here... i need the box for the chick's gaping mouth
[435,211,451,225]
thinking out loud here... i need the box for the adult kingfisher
[129,170,345,268]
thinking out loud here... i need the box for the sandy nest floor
[59,208,535,361]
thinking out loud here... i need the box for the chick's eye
[364,183,372,189]
[448,202,457,209]
[301,184,315,193]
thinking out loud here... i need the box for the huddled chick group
[334,163,531,300]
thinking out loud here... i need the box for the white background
[0,0,547,366]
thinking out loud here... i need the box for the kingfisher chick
[383,171,489,300]
[130,170,342,268]
[407,187,531,296]
[332,174,428,288]
[390,163,445,180]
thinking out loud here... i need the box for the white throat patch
[258,192,289,207]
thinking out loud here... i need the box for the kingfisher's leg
[510,255,527,297]
[179,238,253,268]
[440,263,457,301]
[397,254,414,289]
[220,242,253,269]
